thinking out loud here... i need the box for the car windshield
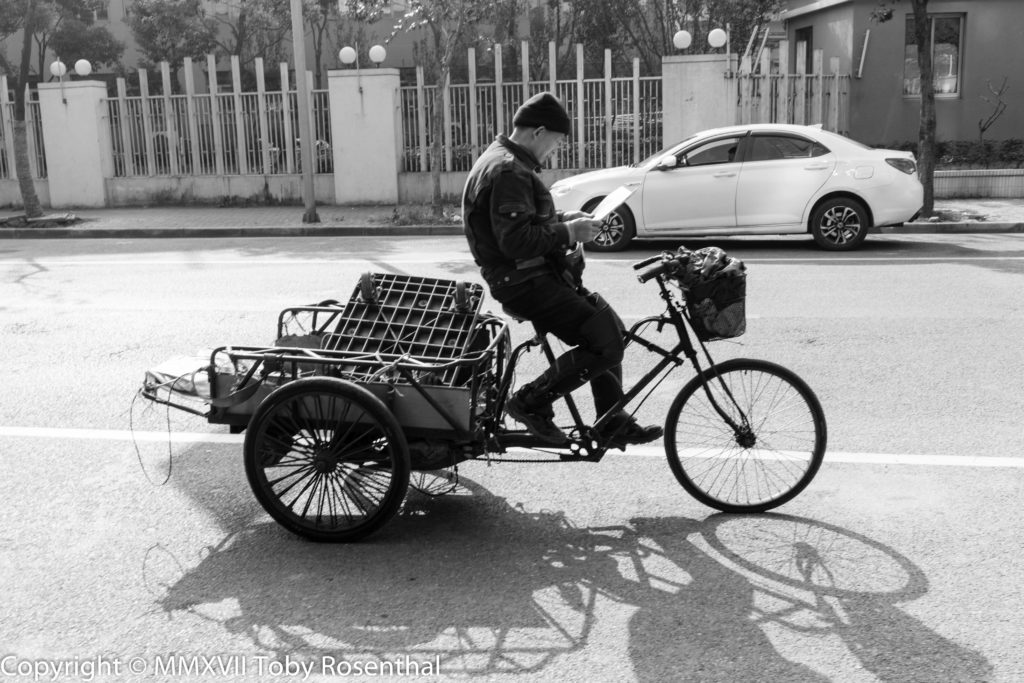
[632,135,697,167]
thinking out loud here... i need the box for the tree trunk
[15,0,44,219]
[913,0,935,217]
[13,120,42,218]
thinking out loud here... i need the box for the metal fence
[399,54,663,174]
[0,80,48,180]
[5,45,852,190]
[735,49,851,135]
[106,56,333,178]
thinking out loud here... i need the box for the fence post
[115,78,135,176]
[632,57,640,164]
[231,56,247,175]
[442,72,453,172]
[279,62,294,174]
[23,85,39,178]
[305,70,316,165]
[828,56,841,132]
[812,49,824,124]
[603,49,612,168]
[521,40,530,103]
[415,66,428,171]
[548,40,557,92]
[468,47,479,160]
[739,55,752,124]
[0,77,16,179]
[778,41,791,124]
[575,43,584,169]
[549,40,558,170]
[494,44,504,135]
[255,57,271,174]
[759,49,772,123]
[183,57,202,174]
[794,41,807,125]
[160,62,180,175]
[208,55,225,175]
[139,69,156,176]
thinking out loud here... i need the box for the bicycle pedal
[559,449,605,462]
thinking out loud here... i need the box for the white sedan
[550,123,924,251]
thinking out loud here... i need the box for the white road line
[2,256,1024,267]
[0,426,1020,469]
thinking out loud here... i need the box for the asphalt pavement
[1,198,1023,238]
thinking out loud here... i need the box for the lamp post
[289,0,318,223]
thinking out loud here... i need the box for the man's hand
[565,216,604,244]
[561,209,594,221]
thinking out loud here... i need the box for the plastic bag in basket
[676,247,747,341]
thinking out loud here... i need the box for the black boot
[506,377,567,444]
[600,410,663,448]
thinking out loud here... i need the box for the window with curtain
[903,14,964,97]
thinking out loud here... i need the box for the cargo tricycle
[141,248,826,542]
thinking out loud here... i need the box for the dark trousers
[494,274,626,416]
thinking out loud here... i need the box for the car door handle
[712,172,736,178]
[804,162,830,170]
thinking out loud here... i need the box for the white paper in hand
[590,185,638,222]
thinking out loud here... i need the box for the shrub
[879,139,1024,168]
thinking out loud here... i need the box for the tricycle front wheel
[244,377,410,542]
[665,359,826,513]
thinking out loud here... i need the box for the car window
[680,137,743,167]
[748,135,830,162]
[635,134,698,167]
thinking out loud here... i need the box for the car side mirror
[657,155,678,170]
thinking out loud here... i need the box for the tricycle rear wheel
[244,377,410,542]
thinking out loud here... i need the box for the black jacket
[462,135,573,290]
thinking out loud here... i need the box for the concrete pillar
[661,54,739,144]
[327,68,402,204]
[37,81,114,208]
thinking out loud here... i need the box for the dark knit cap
[512,92,572,135]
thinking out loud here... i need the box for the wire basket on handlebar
[641,246,747,341]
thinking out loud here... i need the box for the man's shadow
[142,458,991,681]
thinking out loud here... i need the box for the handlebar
[632,250,689,284]
[637,262,671,283]
[632,255,661,270]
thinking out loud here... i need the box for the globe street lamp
[368,45,387,67]
[338,46,357,66]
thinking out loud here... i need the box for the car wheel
[581,198,636,252]
[810,197,869,251]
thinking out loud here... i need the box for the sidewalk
[1,199,1022,239]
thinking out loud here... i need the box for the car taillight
[886,158,916,174]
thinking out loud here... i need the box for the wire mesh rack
[315,273,487,386]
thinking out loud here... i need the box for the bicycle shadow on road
[143,466,991,681]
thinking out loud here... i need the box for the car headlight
[550,184,574,197]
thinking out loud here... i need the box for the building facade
[780,0,1024,145]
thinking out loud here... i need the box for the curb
[0,224,465,239]
[1,223,1022,239]
[885,222,1024,234]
